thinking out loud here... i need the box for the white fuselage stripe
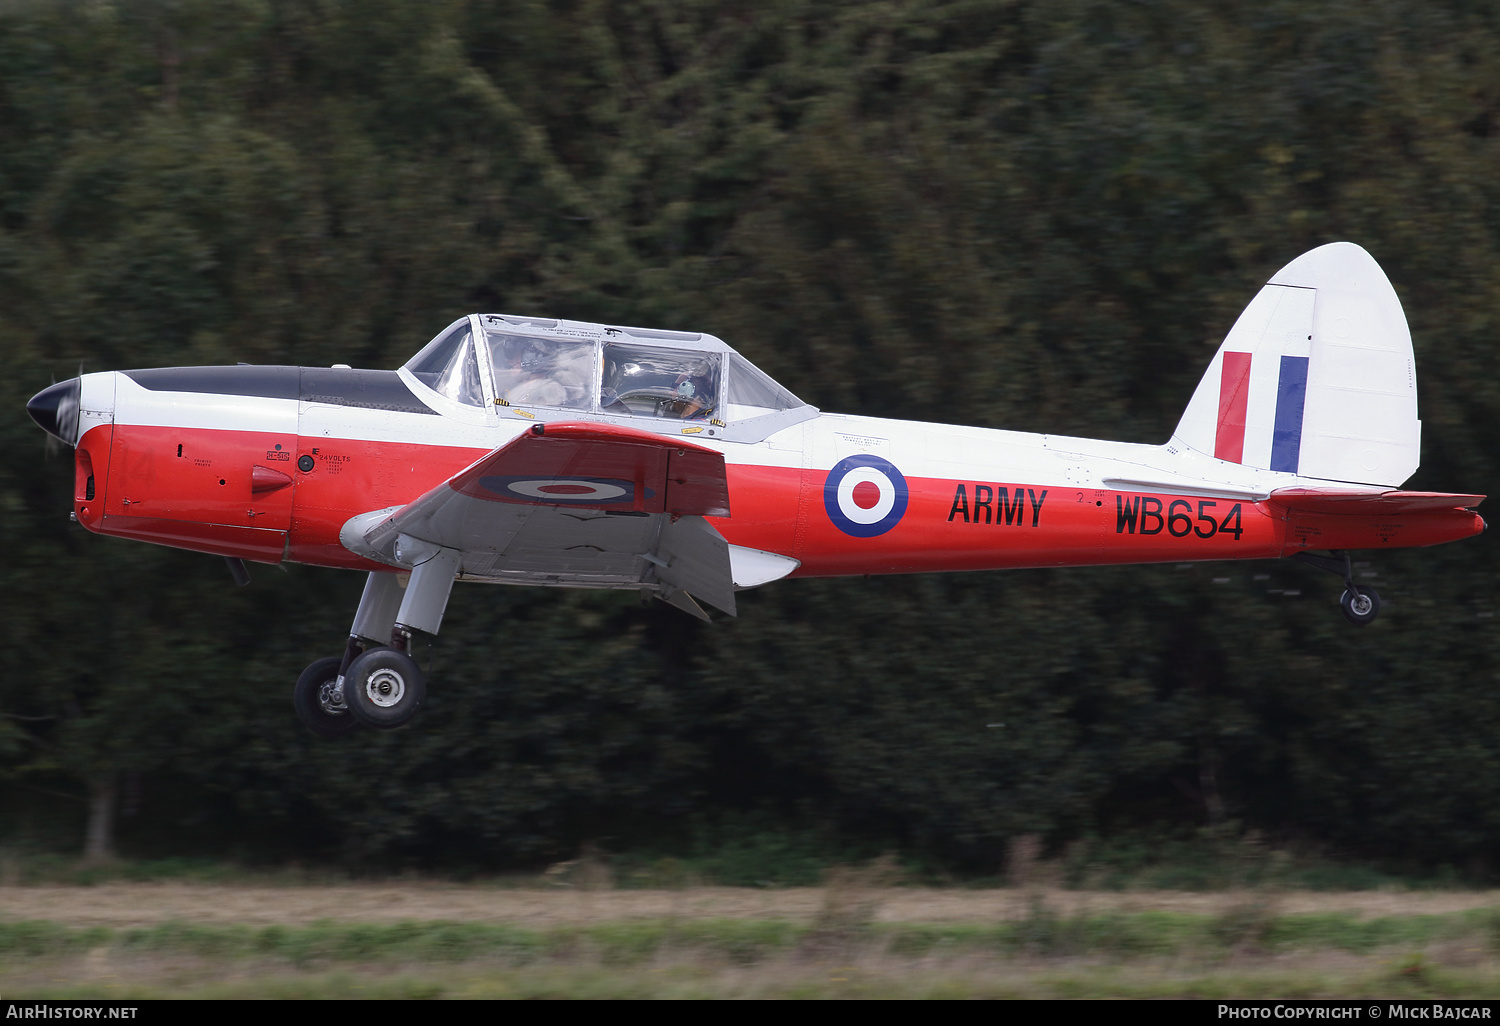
[110,370,1330,494]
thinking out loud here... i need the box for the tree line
[2,0,1499,872]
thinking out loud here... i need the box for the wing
[341,421,736,619]
[1266,488,1485,515]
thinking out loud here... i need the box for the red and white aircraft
[28,243,1486,736]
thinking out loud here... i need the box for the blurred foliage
[1,0,1499,873]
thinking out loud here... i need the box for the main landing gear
[1290,550,1382,626]
[292,544,460,738]
[293,656,360,738]
[344,646,427,729]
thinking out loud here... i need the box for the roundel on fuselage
[823,455,909,538]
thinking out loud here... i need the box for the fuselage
[49,364,1483,585]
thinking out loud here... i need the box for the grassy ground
[5,887,1500,997]
[2,836,1492,996]
[19,959,1500,1000]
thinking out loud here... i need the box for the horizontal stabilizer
[1102,476,1268,502]
[1266,488,1485,515]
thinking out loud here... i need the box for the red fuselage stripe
[79,422,1486,578]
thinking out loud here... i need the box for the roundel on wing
[478,475,650,504]
[823,455,909,537]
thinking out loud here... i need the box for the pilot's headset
[676,360,708,398]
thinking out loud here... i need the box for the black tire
[293,656,362,738]
[1340,587,1381,626]
[344,646,426,730]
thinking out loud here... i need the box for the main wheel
[344,646,426,730]
[1340,587,1381,626]
[293,656,362,738]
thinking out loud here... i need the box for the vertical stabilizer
[1172,243,1420,487]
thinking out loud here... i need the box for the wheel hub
[1350,593,1373,616]
[318,679,348,715]
[364,668,406,708]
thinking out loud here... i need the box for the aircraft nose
[28,378,82,447]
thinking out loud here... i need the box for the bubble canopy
[401,315,816,442]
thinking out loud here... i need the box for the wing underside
[340,422,746,619]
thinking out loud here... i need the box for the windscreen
[406,319,483,406]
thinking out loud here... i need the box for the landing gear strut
[1290,550,1382,626]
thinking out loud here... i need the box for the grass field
[5,883,1500,997]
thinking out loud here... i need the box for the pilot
[490,347,521,396]
[499,340,567,408]
[670,362,714,419]
[548,345,592,406]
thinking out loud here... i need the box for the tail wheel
[1340,587,1381,626]
[293,656,362,738]
[345,646,427,730]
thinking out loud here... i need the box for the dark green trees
[2,0,1498,870]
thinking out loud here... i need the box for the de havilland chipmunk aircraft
[26,242,1487,736]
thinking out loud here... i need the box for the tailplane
[1172,243,1419,487]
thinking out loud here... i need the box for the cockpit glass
[601,343,720,420]
[484,331,593,410]
[724,353,803,417]
[406,319,484,406]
